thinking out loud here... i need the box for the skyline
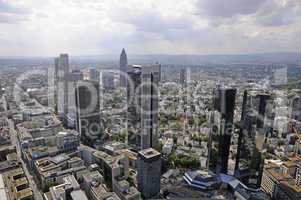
[0,0,301,56]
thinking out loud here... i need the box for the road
[8,119,43,200]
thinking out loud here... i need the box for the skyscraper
[137,148,161,199]
[56,54,69,121]
[141,64,160,150]
[75,80,102,146]
[0,82,3,97]
[208,88,236,174]
[119,48,128,87]
[127,65,142,149]
[89,68,100,82]
[66,70,84,128]
[291,95,301,122]
[180,68,187,87]
[235,90,271,188]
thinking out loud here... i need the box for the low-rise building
[33,153,86,189]
[162,138,174,155]
[261,158,301,200]
[2,167,33,200]
[113,179,140,200]
[92,150,129,189]
[183,170,221,190]
[56,131,80,152]
[44,175,88,200]
[82,171,121,200]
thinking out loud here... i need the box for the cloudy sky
[0,0,300,56]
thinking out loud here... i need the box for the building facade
[75,80,102,146]
[141,65,160,150]
[127,65,142,149]
[208,88,236,174]
[56,54,69,121]
[235,91,271,189]
[119,48,128,87]
[137,148,161,199]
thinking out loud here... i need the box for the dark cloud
[195,0,268,18]
[195,0,301,27]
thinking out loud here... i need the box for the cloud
[255,0,301,27]
[0,0,301,56]
[0,1,29,14]
[0,0,31,23]
[195,0,268,18]
[195,0,301,27]
[0,13,28,23]
[110,4,194,33]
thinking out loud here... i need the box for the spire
[121,48,126,55]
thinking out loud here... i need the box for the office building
[291,95,301,122]
[45,175,88,200]
[180,68,187,87]
[119,48,128,87]
[89,68,100,82]
[82,170,117,200]
[75,80,102,146]
[82,170,121,200]
[67,70,84,128]
[183,170,221,190]
[54,57,59,111]
[113,179,141,200]
[235,91,271,189]
[141,64,160,150]
[127,65,142,149]
[257,94,270,129]
[208,88,236,174]
[56,131,80,152]
[69,70,84,82]
[102,71,115,91]
[0,82,3,97]
[2,167,34,200]
[137,148,161,199]
[56,54,69,121]
[261,159,301,200]
[92,150,129,189]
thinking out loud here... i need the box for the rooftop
[138,148,161,159]
[70,190,89,200]
[16,188,33,200]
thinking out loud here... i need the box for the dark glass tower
[235,90,271,188]
[75,80,102,146]
[127,65,142,149]
[137,148,161,199]
[180,68,187,87]
[208,88,236,174]
[141,65,160,150]
[291,96,301,122]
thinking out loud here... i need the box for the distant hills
[1,52,301,66]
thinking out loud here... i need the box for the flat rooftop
[16,188,33,200]
[139,148,161,159]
